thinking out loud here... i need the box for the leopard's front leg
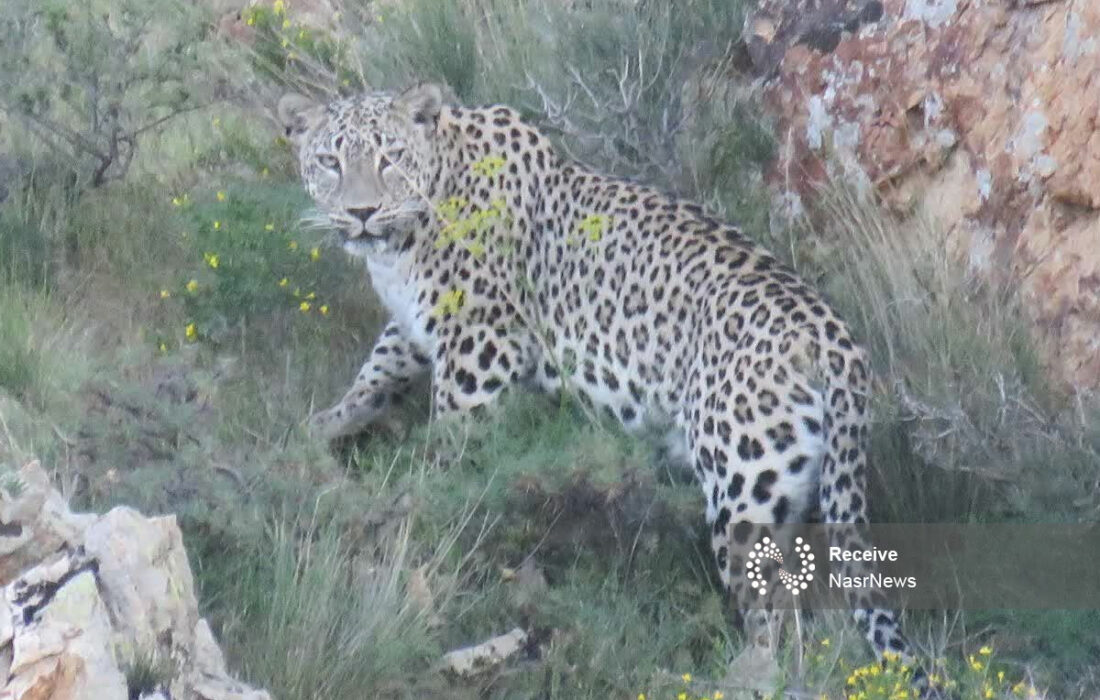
[310,321,431,440]
[430,322,538,420]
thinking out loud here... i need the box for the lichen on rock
[748,0,1100,388]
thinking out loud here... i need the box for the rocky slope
[0,460,269,700]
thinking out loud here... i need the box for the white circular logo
[746,536,816,596]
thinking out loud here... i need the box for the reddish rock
[750,0,1100,387]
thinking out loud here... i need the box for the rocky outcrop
[747,0,1100,388]
[0,460,269,700]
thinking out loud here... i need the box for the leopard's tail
[817,345,936,696]
[817,344,871,528]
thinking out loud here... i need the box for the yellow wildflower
[715,693,724,700]
[985,688,994,699]
[272,0,285,14]
[434,288,465,317]
[212,117,221,128]
[299,301,311,312]
[213,220,221,230]
[637,695,645,700]
[261,167,270,177]
[159,289,171,299]
[246,13,255,26]
[576,213,610,243]
[265,223,275,231]
[293,287,301,297]
[278,277,289,287]
[437,196,469,222]
[204,252,220,269]
[310,246,321,261]
[282,18,291,30]
[185,323,197,341]
[159,342,168,353]
[471,154,507,177]
[320,304,329,316]
[998,671,1005,682]
[305,291,316,300]
[186,279,199,293]
[677,694,686,700]
[216,190,226,201]
[681,673,692,684]
[288,240,298,251]
[979,646,992,656]
[821,638,831,647]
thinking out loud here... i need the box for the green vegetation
[0,0,1096,698]
[123,649,176,699]
[0,0,209,188]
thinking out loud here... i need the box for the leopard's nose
[347,207,378,223]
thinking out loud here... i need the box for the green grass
[363,0,480,101]
[206,507,456,699]
[0,200,55,289]
[187,393,734,700]
[0,290,40,402]
[0,283,86,412]
[123,649,175,699]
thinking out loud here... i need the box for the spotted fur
[278,84,917,669]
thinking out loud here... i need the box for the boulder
[0,461,269,700]
[748,0,1100,388]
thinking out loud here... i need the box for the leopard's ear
[277,93,325,145]
[393,83,444,130]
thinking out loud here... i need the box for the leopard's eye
[377,149,403,173]
[316,154,341,172]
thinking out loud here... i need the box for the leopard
[277,83,925,684]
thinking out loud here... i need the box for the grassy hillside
[1,0,1097,698]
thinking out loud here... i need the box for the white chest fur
[347,240,432,353]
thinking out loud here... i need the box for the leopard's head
[277,84,445,250]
